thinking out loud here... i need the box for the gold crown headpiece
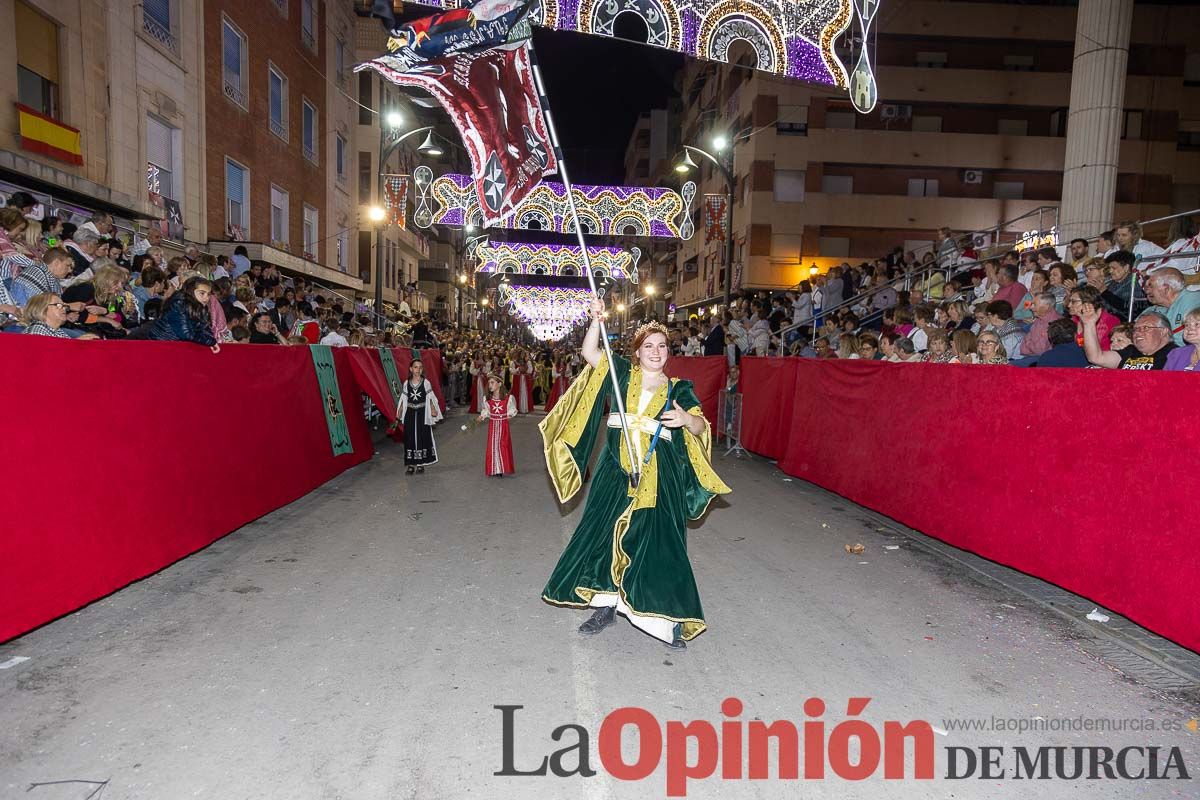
[632,321,670,345]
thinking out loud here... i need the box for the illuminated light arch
[579,0,682,52]
[476,242,640,281]
[391,0,865,95]
[699,1,786,75]
[422,174,697,239]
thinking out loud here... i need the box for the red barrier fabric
[665,356,727,425]
[0,337,372,643]
[738,357,799,459]
[346,349,397,421]
[767,359,1200,653]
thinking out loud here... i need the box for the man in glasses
[1080,307,1176,370]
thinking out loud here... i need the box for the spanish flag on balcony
[15,103,82,166]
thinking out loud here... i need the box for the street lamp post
[677,143,736,310]
[371,114,436,328]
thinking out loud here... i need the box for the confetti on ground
[1086,608,1111,623]
[844,543,865,555]
[884,545,900,550]
[0,656,30,669]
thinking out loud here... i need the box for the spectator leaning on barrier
[146,276,219,352]
[1164,307,1200,372]
[1144,268,1200,345]
[22,293,98,340]
[1081,307,1175,370]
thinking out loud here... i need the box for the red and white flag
[357,2,557,227]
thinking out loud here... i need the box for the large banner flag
[704,193,728,243]
[383,174,410,229]
[357,1,557,228]
[309,346,354,457]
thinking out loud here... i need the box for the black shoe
[406,466,415,475]
[578,606,616,635]
[416,466,425,474]
[667,623,687,649]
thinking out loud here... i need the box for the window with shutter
[226,159,249,235]
[146,116,175,199]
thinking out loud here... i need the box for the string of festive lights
[420,174,696,239]
[498,285,594,341]
[409,0,857,88]
[475,242,641,282]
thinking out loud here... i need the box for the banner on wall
[310,346,355,456]
[379,347,404,407]
[704,193,728,243]
[383,174,410,229]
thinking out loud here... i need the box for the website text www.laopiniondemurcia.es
[494,698,1193,797]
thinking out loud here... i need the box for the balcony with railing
[223,72,246,108]
[303,143,317,164]
[270,117,288,142]
[142,10,179,57]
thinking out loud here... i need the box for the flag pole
[528,42,643,486]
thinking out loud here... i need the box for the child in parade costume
[542,354,571,413]
[540,298,732,649]
[534,353,552,406]
[468,357,488,414]
[509,350,534,414]
[396,359,443,475]
[480,374,517,477]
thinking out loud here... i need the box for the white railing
[270,118,288,142]
[223,74,246,107]
[142,12,178,57]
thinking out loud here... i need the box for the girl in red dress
[508,349,534,414]
[480,374,516,477]
[542,355,571,413]
[468,357,488,414]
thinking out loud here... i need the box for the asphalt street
[2,411,1197,800]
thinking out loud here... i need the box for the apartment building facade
[0,0,166,232]
[204,0,361,292]
[662,0,1200,312]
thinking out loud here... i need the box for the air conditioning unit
[881,104,913,120]
[972,233,992,249]
[963,169,984,184]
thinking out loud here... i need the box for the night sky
[531,26,684,184]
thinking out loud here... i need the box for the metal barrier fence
[716,390,749,458]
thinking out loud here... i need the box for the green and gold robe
[539,353,731,641]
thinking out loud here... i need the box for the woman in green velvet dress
[540,297,731,649]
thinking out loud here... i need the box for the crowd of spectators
[1,195,439,352]
[658,218,1200,373]
[6,191,1200,379]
